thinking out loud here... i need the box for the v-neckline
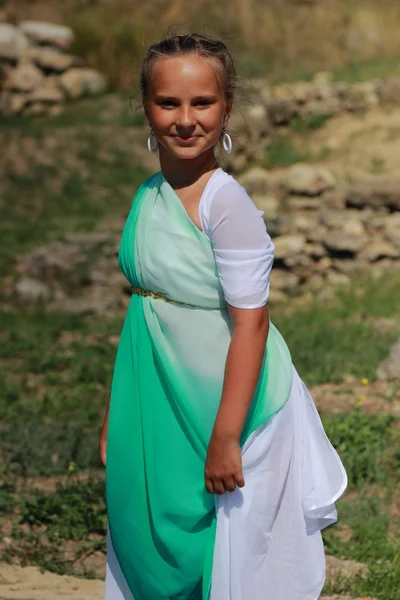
[160,168,222,233]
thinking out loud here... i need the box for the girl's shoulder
[200,168,262,238]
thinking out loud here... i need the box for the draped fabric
[105,172,293,600]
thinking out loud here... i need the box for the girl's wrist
[211,425,241,443]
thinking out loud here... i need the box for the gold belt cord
[131,285,198,308]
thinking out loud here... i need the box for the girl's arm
[204,303,269,495]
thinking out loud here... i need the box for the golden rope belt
[131,285,198,308]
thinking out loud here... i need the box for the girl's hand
[204,434,245,495]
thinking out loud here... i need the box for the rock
[270,269,300,292]
[237,167,269,195]
[324,232,366,254]
[284,164,336,196]
[14,277,51,302]
[23,102,47,116]
[325,555,368,582]
[19,21,74,50]
[326,272,350,286]
[377,340,400,381]
[274,235,306,260]
[81,68,107,95]
[306,273,325,291]
[267,98,296,126]
[268,288,288,303]
[306,243,327,259]
[384,214,400,248]
[346,177,400,211]
[306,226,327,244]
[59,67,107,99]
[58,68,84,99]
[359,240,400,262]
[288,196,321,211]
[292,81,311,103]
[320,211,364,233]
[253,194,279,220]
[378,76,400,105]
[9,93,30,114]
[372,317,400,334]
[28,47,84,73]
[63,232,110,249]
[19,243,81,280]
[29,85,64,104]
[290,215,317,236]
[0,23,29,62]
[3,63,43,92]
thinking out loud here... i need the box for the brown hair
[139,33,238,107]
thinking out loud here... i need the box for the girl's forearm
[211,317,269,442]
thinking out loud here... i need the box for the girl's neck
[159,149,220,190]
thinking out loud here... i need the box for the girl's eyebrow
[154,94,218,101]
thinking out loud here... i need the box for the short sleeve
[204,181,275,308]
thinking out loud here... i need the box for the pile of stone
[237,165,400,301]
[226,74,400,172]
[0,20,107,117]
[261,74,400,126]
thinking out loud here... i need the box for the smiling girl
[100,33,347,600]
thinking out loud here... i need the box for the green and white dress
[105,168,347,600]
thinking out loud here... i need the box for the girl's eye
[160,100,178,108]
[195,100,211,107]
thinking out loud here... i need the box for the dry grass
[6,0,400,88]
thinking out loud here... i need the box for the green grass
[0,127,150,277]
[290,113,332,133]
[273,273,400,384]
[322,411,398,488]
[1,476,106,576]
[322,490,400,599]
[263,136,309,168]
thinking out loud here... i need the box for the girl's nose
[176,105,195,128]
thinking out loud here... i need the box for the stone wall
[0,20,107,117]
[238,165,400,301]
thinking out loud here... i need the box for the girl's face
[145,55,232,161]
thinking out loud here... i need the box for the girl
[100,33,347,600]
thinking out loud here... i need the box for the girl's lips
[173,135,199,143]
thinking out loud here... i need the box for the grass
[290,113,333,133]
[0,105,150,277]
[263,136,309,168]
[322,489,400,599]
[273,273,400,385]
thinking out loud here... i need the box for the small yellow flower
[361,378,369,385]
[356,394,366,407]
[67,461,75,472]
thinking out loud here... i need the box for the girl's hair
[139,33,238,106]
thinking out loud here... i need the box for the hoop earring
[147,130,158,154]
[222,128,232,154]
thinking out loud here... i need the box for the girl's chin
[162,145,209,160]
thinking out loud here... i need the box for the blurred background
[0,1,400,599]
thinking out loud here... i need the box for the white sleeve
[205,181,275,309]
